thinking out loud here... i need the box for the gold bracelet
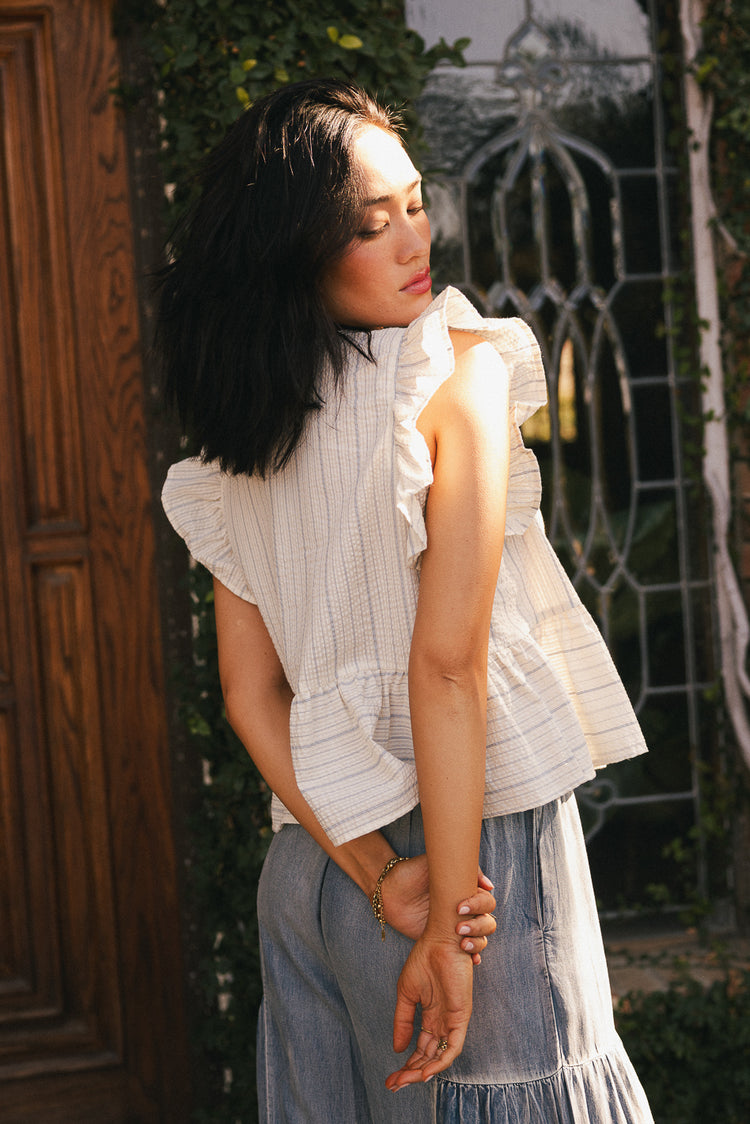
[371,855,409,940]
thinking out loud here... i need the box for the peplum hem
[393,286,547,568]
[435,1041,654,1123]
[282,670,420,843]
[273,576,647,844]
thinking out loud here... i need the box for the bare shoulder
[448,328,493,358]
[444,331,508,411]
[419,331,508,449]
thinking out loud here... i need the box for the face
[320,126,432,329]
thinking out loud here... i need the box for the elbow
[218,670,254,732]
[221,678,242,733]
[221,668,292,733]
[408,642,487,696]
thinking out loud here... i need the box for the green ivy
[616,968,750,1122]
[174,563,272,1121]
[647,1,750,928]
[696,4,750,431]
[696,2,750,257]
[117,0,468,211]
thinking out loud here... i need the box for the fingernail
[458,924,470,935]
[458,904,470,915]
[464,940,474,950]
[424,1075,434,1083]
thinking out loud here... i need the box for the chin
[409,289,434,317]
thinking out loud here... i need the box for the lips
[401,267,432,295]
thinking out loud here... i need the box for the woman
[160,79,653,1122]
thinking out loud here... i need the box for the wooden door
[0,1,190,1118]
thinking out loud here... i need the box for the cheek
[347,243,381,281]
[341,256,372,292]
[330,248,380,302]
[320,250,375,322]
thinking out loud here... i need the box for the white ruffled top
[162,287,647,845]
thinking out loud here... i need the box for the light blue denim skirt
[256,793,653,1123]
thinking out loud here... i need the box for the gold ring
[437,1037,448,1051]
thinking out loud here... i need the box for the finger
[456,912,496,940]
[392,992,418,1054]
[457,888,496,918]
[456,907,496,957]
[385,1043,430,1091]
[386,1025,445,1088]
[386,1028,464,1089]
[386,1047,437,1089]
[459,935,487,956]
[477,867,495,890]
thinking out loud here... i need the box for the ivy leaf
[326,26,339,42]
[188,714,213,738]
[174,50,199,70]
[339,34,363,50]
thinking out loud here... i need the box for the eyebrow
[363,177,422,207]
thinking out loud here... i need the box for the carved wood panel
[0,1,190,1119]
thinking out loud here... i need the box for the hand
[381,858,496,962]
[385,931,473,1090]
[455,875,497,964]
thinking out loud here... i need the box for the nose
[397,211,430,263]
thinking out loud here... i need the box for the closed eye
[357,194,425,239]
[358,223,389,239]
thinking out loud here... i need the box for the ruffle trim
[435,1041,653,1123]
[527,600,648,771]
[161,457,256,603]
[285,671,420,844]
[394,286,548,568]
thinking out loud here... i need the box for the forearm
[405,335,508,948]
[409,658,487,936]
[224,680,395,897]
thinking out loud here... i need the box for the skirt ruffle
[436,1040,653,1123]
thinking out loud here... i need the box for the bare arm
[387,332,510,1087]
[215,580,395,895]
[213,578,496,945]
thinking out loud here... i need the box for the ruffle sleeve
[393,286,547,567]
[161,457,256,603]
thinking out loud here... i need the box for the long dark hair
[155,79,401,476]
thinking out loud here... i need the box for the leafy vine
[696,2,750,480]
[116,0,468,210]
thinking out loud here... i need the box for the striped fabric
[163,287,647,846]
